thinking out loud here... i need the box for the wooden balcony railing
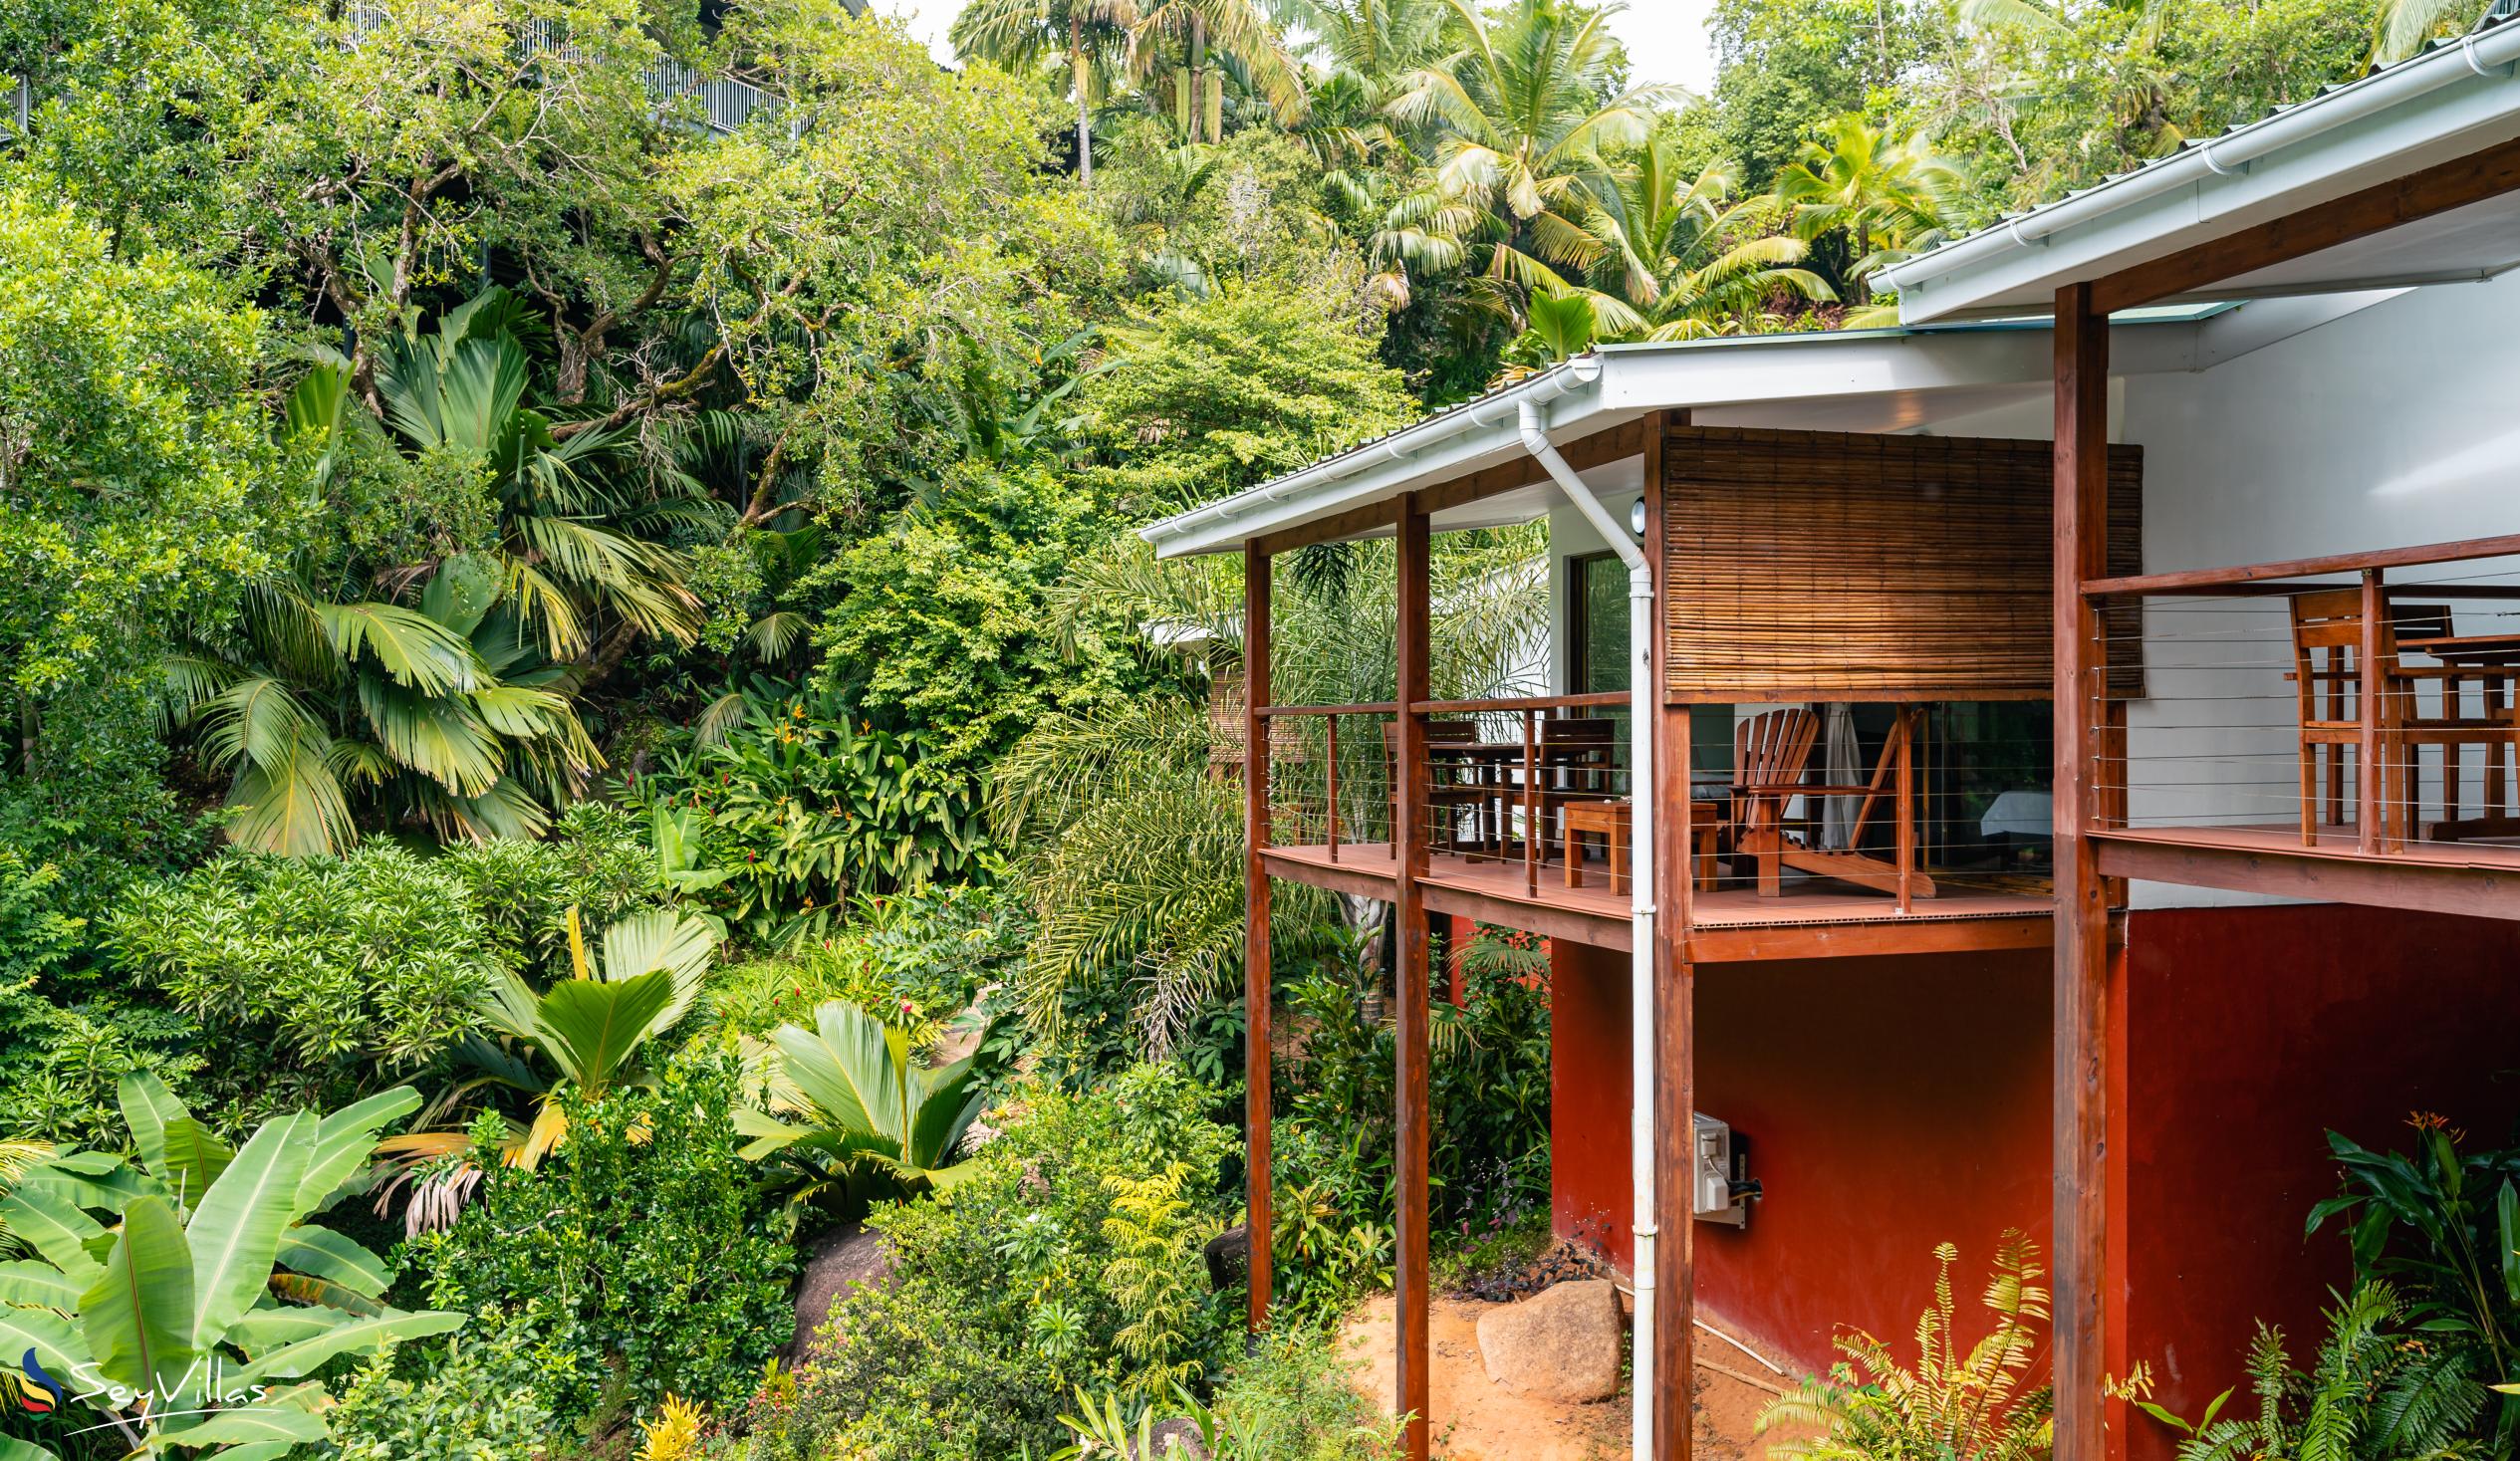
[2082,532,2520,886]
[1254,693,2045,922]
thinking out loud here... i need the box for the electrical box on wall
[1692,1113,1761,1227]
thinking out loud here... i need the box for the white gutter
[1141,356,1604,548]
[1517,399,1658,1461]
[1881,19,2520,307]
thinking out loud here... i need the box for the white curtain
[1821,704,1862,850]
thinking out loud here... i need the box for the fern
[1760,1231,2053,1461]
[1102,1163,1211,1401]
[2169,1283,2497,1461]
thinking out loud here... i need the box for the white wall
[2116,277,2520,906]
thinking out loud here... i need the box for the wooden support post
[2053,283,2113,1461]
[1242,545,1273,1333]
[1523,709,1539,896]
[1392,497,1434,1461]
[1327,715,1341,862]
[1647,415,1695,1461]
[2360,569,2385,853]
[1896,707,1916,915]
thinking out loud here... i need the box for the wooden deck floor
[2094,822,2520,919]
[2115,822,2520,868]
[1260,842,2056,960]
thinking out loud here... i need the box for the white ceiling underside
[2176,189,2520,302]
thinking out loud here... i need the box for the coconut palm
[1129,0,1310,141]
[1272,0,1450,188]
[1582,148,1837,340]
[1378,0,1687,297]
[1771,114,1963,304]
[951,0,1141,183]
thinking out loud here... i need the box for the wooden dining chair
[1534,716,1620,863]
[2287,590,2508,847]
[1724,708,1937,900]
[1383,720,1490,856]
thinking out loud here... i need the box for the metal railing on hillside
[1,17,809,146]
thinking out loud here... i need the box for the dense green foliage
[1271,928,1553,1323]
[753,1065,1240,1459]
[409,1061,796,1420]
[0,0,2449,1453]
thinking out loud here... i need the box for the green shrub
[408,1057,795,1422]
[752,1064,1239,1461]
[701,883,1030,1049]
[632,685,987,945]
[1052,1328,1405,1460]
[1269,925,1552,1323]
[326,1312,580,1461]
[0,980,200,1144]
[1200,1327,1406,1460]
[0,843,207,1143]
[102,840,505,1120]
[441,801,664,973]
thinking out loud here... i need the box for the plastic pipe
[1518,398,1657,1461]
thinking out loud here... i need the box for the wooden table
[1562,800,1632,894]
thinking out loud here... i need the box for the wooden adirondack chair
[1727,707,1936,901]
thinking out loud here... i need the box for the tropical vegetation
[0,0,2476,1452]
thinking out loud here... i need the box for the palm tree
[169,549,604,852]
[2371,0,2488,64]
[1770,114,1962,304]
[1585,148,1836,338]
[952,0,1140,183]
[1376,0,1686,304]
[1129,0,1309,141]
[371,290,704,659]
[473,904,719,1166]
[736,998,990,1220]
[996,527,1547,1054]
[1273,0,1450,177]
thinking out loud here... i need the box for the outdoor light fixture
[1630,497,1647,538]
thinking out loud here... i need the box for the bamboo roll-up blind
[1663,425,2143,699]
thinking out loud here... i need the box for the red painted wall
[2113,904,2520,1461]
[1544,901,2520,1443]
[1551,941,1635,1272]
[1691,950,2054,1372]
[1548,941,2054,1372]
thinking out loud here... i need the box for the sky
[875,0,1723,96]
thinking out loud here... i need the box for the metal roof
[1134,297,2361,558]
[1882,13,2520,321]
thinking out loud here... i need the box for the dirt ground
[1339,1295,1798,1461]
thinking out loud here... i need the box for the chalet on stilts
[1140,25,2520,1458]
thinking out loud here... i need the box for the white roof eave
[1132,297,2394,560]
[1883,23,2520,323]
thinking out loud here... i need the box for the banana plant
[735,999,987,1221]
[0,1075,460,1459]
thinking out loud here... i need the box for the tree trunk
[1189,15,1209,142]
[1072,25,1092,185]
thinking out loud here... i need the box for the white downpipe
[1518,399,1657,1461]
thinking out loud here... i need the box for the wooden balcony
[2082,532,2520,919]
[1253,694,2055,961]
